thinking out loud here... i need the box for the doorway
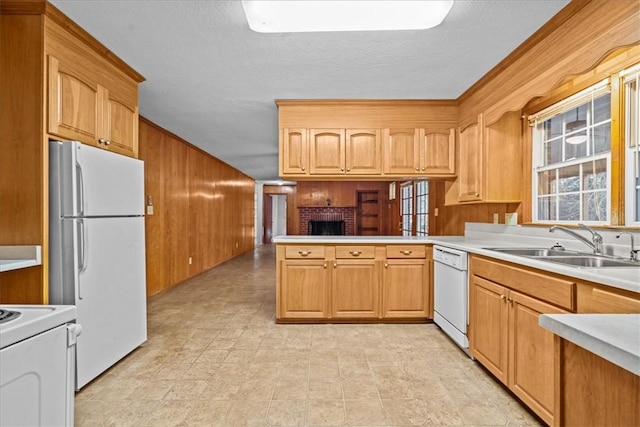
[356,190,380,235]
[263,194,287,244]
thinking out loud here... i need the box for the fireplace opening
[308,220,345,236]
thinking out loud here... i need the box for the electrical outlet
[493,213,499,224]
[188,257,192,265]
[434,208,439,217]
[146,205,154,215]
[505,212,518,225]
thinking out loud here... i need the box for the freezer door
[52,140,144,217]
[74,216,147,389]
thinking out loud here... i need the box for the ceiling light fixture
[241,0,454,33]
[566,109,587,145]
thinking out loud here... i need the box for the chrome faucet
[549,223,604,254]
[616,231,639,262]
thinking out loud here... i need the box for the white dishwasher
[433,245,470,355]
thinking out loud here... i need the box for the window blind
[528,78,610,124]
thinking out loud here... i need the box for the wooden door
[458,115,483,202]
[48,55,100,146]
[509,291,565,426]
[469,275,508,384]
[421,129,455,175]
[346,129,381,175]
[382,259,429,318]
[383,128,419,175]
[280,260,330,319]
[309,129,345,175]
[103,89,138,158]
[357,191,380,236]
[331,260,380,318]
[281,128,308,175]
[263,194,273,244]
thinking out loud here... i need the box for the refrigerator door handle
[77,219,86,299]
[76,161,85,216]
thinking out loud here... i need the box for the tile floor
[75,244,543,426]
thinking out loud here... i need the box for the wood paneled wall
[139,118,255,297]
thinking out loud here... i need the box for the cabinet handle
[421,167,425,171]
[349,251,362,256]
[500,295,507,301]
[323,263,327,268]
[415,167,419,171]
[475,192,479,196]
[105,140,111,146]
[400,250,412,255]
[347,168,351,172]
[341,168,345,172]
[298,251,311,257]
[384,263,389,268]
[333,263,337,268]
[98,138,107,144]
[302,166,305,171]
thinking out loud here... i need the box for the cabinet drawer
[386,245,425,259]
[335,246,375,259]
[284,245,325,259]
[577,283,640,313]
[471,256,575,311]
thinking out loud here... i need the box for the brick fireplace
[299,207,356,235]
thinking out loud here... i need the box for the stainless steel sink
[486,247,577,257]
[531,256,640,268]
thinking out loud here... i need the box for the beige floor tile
[75,399,119,426]
[185,400,234,426]
[381,398,427,426]
[306,399,346,426]
[226,400,270,426]
[272,378,309,400]
[163,379,208,400]
[345,399,387,426]
[128,379,175,400]
[456,399,508,426]
[182,362,221,380]
[308,378,343,400]
[266,399,307,426]
[418,396,467,426]
[341,377,380,400]
[100,399,159,426]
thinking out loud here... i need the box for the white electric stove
[0,305,80,427]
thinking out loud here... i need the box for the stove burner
[0,309,21,324]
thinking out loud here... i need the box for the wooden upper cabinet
[281,128,308,175]
[48,55,101,146]
[382,128,419,174]
[457,115,483,202]
[45,18,141,158]
[419,128,455,175]
[346,129,381,175]
[309,129,345,174]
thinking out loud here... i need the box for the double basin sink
[486,247,640,268]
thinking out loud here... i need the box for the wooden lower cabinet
[382,259,429,318]
[332,260,380,318]
[470,258,570,426]
[280,259,330,319]
[276,243,430,322]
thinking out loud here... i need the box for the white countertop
[0,246,42,272]
[539,314,640,375]
[273,235,431,244]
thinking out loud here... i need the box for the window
[624,65,640,226]
[400,180,429,236]
[400,183,413,236]
[530,81,611,224]
[415,181,429,236]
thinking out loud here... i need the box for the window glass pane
[591,122,611,154]
[584,191,607,221]
[593,94,611,123]
[564,138,587,160]
[544,116,563,139]
[557,165,580,193]
[544,138,562,165]
[537,196,556,221]
[538,170,556,195]
[583,159,607,190]
[558,194,580,221]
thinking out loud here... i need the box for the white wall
[273,194,287,237]
[254,182,264,246]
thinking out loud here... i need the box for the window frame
[399,180,429,236]
[623,65,640,226]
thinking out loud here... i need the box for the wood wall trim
[276,99,458,107]
[458,0,591,105]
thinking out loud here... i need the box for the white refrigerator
[49,140,147,390]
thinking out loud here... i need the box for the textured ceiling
[50,0,570,181]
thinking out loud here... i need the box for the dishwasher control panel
[433,245,468,270]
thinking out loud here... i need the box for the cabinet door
[281,128,308,175]
[103,90,138,158]
[458,115,483,202]
[383,128,419,175]
[509,291,565,426]
[280,260,330,319]
[346,129,381,175]
[309,129,345,174]
[382,259,429,318]
[332,260,380,318]
[420,129,455,175]
[48,55,100,146]
[469,275,508,384]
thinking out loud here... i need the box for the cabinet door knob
[298,251,311,257]
[347,168,351,172]
[421,167,425,171]
[323,263,327,268]
[104,140,111,146]
[333,263,337,268]
[400,250,412,255]
[349,251,361,256]
[415,167,419,171]
[341,168,345,172]
[500,295,507,301]
[301,166,305,171]
[384,263,388,268]
[98,138,107,144]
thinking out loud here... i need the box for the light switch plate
[146,205,154,215]
[505,212,518,225]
